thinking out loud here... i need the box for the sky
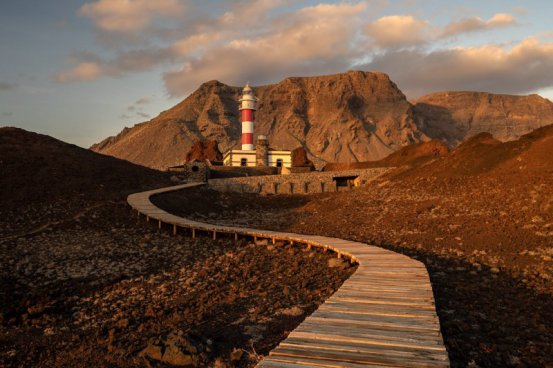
[1,0,553,147]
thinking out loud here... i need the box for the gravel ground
[0,200,355,367]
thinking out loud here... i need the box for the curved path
[128,183,449,367]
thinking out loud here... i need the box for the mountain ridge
[91,71,553,169]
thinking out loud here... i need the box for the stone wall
[207,168,390,195]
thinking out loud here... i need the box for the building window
[276,159,283,168]
[240,158,248,166]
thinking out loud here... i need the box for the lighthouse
[239,83,257,150]
[222,83,292,168]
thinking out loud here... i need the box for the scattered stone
[278,306,304,316]
[328,257,347,269]
[230,348,244,362]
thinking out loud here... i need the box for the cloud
[80,0,184,32]
[135,97,151,105]
[220,0,292,26]
[123,96,154,121]
[365,15,432,47]
[55,62,102,82]
[365,13,517,48]
[363,37,553,98]
[164,2,367,96]
[442,13,516,37]
[0,82,17,91]
[60,1,550,100]
[56,48,174,82]
[2,112,13,117]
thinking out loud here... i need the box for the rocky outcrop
[92,71,428,169]
[413,92,553,146]
[291,147,314,168]
[185,140,222,163]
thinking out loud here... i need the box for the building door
[276,159,283,168]
[240,158,247,166]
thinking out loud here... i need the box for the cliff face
[91,71,427,169]
[91,73,553,170]
[413,92,553,146]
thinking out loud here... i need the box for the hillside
[92,71,428,169]
[413,91,553,146]
[323,139,449,171]
[0,127,168,212]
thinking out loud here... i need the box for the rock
[185,140,222,163]
[255,238,269,246]
[543,256,552,262]
[328,258,347,269]
[230,348,244,362]
[140,341,163,361]
[278,306,304,316]
[116,318,129,328]
[162,345,193,366]
[291,147,315,168]
[413,91,553,145]
[490,267,500,274]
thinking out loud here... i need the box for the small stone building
[167,160,207,182]
[223,135,292,168]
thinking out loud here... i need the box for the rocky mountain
[91,71,553,170]
[92,71,427,169]
[413,91,553,146]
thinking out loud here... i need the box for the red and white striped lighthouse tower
[239,83,258,150]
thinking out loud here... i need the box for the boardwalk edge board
[127,183,449,367]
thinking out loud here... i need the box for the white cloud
[165,2,368,95]
[442,13,516,38]
[55,62,103,82]
[59,1,553,100]
[80,0,184,32]
[365,15,432,47]
[365,37,553,98]
[172,33,221,55]
[55,48,174,82]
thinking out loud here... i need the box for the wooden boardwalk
[128,183,449,367]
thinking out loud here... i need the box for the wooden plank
[305,316,440,333]
[296,321,443,343]
[283,333,446,353]
[259,355,394,367]
[270,346,449,367]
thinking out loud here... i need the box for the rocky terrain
[92,71,428,169]
[185,140,222,163]
[155,125,553,367]
[0,127,355,367]
[322,139,449,171]
[92,71,553,170]
[413,91,553,146]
